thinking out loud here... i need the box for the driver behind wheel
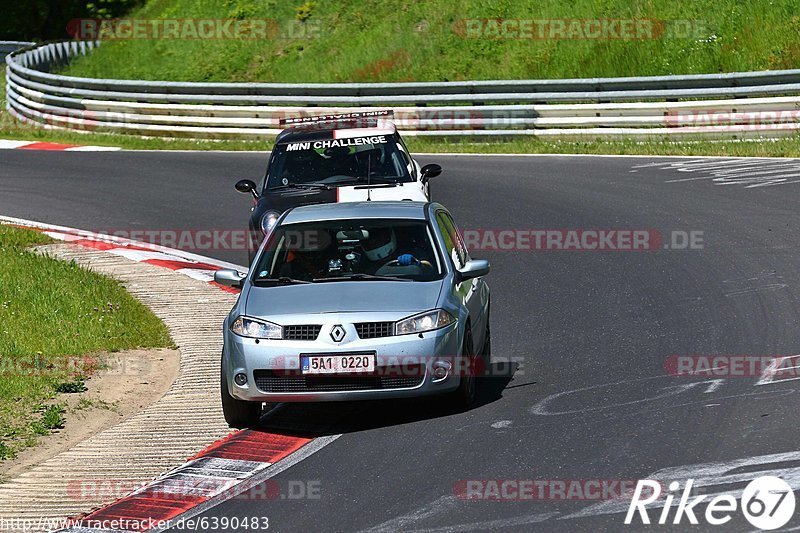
[364,227,431,276]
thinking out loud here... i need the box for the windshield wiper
[254,276,312,285]
[270,182,330,191]
[312,274,412,283]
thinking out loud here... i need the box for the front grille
[254,366,425,393]
[283,325,322,341]
[355,322,394,339]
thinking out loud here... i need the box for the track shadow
[252,361,520,438]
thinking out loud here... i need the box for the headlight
[260,211,280,235]
[395,309,455,335]
[231,316,282,339]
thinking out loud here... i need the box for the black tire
[482,311,491,363]
[220,367,262,429]
[450,326,477,408]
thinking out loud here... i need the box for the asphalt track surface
[2,150,800,532]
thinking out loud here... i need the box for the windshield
[252,218,443,283]
[266,135,412,189]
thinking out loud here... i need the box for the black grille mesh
[354,322,394,339]
[282,325,322,341]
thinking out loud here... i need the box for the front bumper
[222,320,462,402]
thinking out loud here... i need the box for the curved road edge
[0,216,338,533]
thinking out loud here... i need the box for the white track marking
[358,496,462,533]
[723,272,781,283]
[756,355,800,386]
[0,140,35,149]
[386,511,559,533]
[529,376,723,416]
[65,145,122,151]
[633,158,800,188]
[0,214,246,272]
[712,162,798,175]
[362,448,800,530]
[562,449,800,520]
[135,457,271,499]
[153,434,342,533]
[360,447,800,529]
[108,248,191,263]
[702,379,724,393]
[724,284,788,297]
[176,268,217,282]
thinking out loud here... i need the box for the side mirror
[235,179,259,199]
[420,164,442,180]
[214,269,246,288]
[457,259,490,282]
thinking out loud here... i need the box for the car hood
[244,280,443,317]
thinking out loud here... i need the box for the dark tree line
[0,0,143,40]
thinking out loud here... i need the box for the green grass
[60,0,800,82]
[37,405,66,431]
[0,225,172,460]
[406,136,800,157]
[6,1,800,155]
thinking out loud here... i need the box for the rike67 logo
[625,476,796,530]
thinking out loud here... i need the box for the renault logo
[330,325,346,342]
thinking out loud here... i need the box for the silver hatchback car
[214,201,490,427]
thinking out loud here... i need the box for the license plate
[301,353,376,374]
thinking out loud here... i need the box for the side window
[396,135,416,179]
[436,212,467,268]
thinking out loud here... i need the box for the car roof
[276,118,397,144]
[282,201,433,224]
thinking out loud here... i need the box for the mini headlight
[231,316,282,339]
[260,211,281,235]
[395,309,455,335]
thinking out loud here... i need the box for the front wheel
[482,310,491,362]
[449,327,477,408]
[221,367,262,428]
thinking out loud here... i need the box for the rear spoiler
[279,110,394,127]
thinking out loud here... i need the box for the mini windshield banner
[286,136,388,151]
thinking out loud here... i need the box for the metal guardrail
[5,41,800,139]
[0,41,34,63]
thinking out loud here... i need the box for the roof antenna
[366,150,372,201]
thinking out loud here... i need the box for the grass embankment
[3,0,800,155]
[0,225,172,459]
[61,0,800,82]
